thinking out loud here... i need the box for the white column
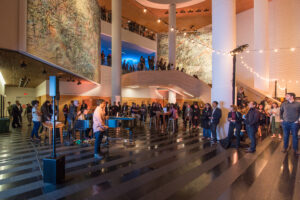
[168,3,176,70]
[111,0,122,103]
[168,90,176,104]
[212,0,236,139]
[254,0,269,92]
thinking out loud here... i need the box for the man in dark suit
[210,101,222,144]
[227,105,243,149]
[244,101,260,153]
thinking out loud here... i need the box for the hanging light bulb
[290,47,296,52]
[143,8,147,13]
[157,19,161,23]
[183,32,187,36]
[274,49,278,53]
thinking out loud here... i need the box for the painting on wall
[27,0,101,83]
[157,25,212,84]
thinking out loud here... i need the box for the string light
[259,50,264,53]
[143,8,147,13]
[170,27,175,32]
[274,49,278,53]
[157,19,161,23]
[290,47,296,52]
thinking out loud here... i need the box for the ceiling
[98,0,256,33]
[0,49,88,88]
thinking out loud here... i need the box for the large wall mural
[157,25,212,84]
[27,0,101,83]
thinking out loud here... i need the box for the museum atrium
[0,0,299,199]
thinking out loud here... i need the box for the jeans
[31,121,40,138]
[94,131,105,154]
[282,121,299,151]
[211,123,218,142]
[203,128,211,138]
[67,118,74,138]
[227,122,241,147]
[247,125,257,151]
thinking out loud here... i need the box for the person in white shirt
[31,100,41,141]
[93,99,108,159]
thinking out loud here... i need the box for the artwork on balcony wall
[157,25,212,84]
[27,0,101,83]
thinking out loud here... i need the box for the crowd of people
[100,7,156,41]
[6,89,299,158]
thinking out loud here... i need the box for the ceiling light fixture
[42,69,47,74]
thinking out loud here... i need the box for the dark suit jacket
[228,111,243,128]
[212,107,222,124]
[245,108,260,127]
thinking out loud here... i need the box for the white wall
[236,0,300,97]
[5,87,36,114]
[101,20,157,52]
[36,81,47,97]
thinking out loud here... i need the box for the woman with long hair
[201,103,212,140]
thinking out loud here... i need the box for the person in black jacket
[227,105,243,148]
[201,103,212,140]
[244,101,260,153]
[192,104,201,129]
[210,101,222,144]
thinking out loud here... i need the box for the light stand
[230,44,249,105]
[43,76,65,184]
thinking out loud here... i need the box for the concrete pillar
[212,0,236,139]
[111,0,122,103]
[168,90,176,104]
[254,0,269,92]
[168,3,176,70]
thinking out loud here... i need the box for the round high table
[42,122,64,144]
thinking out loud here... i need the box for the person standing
[183,104,192,130]
[244,101,260,153]
[63,104,69,125]
[93,99,108,159]
[192,104,201,129]
[6,101,13,121]
[227,105,243,149]
[11,103,21,128]
[31,100,41,141]
[16,101,23,125]
[269,102,281,139]
[210,101,222,144]
[280,93,300,155]
[201,103,212,140]
[67,101,77,139]
[24,103,33,126]
[237,87,246,107]
[80,100,88,111]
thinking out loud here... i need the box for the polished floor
[0,120,299,200]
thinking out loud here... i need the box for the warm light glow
[157,19,161,23]
[296,81,299,84]
[170,27,174,32]
[259,50,264,53]
[143,8,147,13]
[246,50,250,53]
[274,49,278,53]
[290,47,296,52]
[183,32,187,36]
[0,72,6,85]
